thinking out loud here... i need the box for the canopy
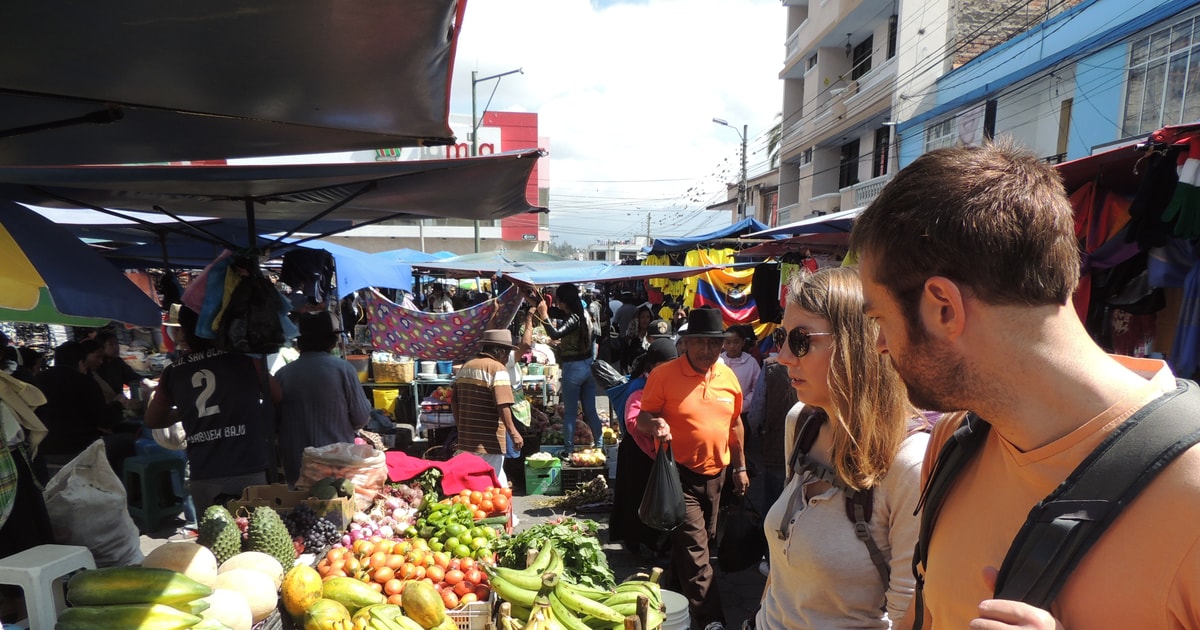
[735,233,851,258]
[0,149,545,227]
[502,262,750,287]
[413,251,593,278]
[747,207,863,238]
[0,0,465,165]
[649,217,772,253]
[280,240,413,294]
[0,200,162,327]
[375,248,443,264]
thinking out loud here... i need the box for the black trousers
[665,464,725,628]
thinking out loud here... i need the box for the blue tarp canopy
[746,207,862,238]
[413,251,594,278]
[649,217,772,253]
[283,240,413,294]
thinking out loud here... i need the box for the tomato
[373,567,395,584]
[388,593,404,606]
[453,580,475,597]
[432,552,451,569]
[459,558,475,572]
[444,569,465,586]
[469,491,484,505]
[501,486,513,498]
[464,569,483,585]
[385,578,404,595]
[426,566,445,583]
[473,509,488,520]
[473,584,491,600]
[399,563,418,580]
[459,592,478,605]
[316,558,332,576]
[480,499,494,513]
[442,590,460,609]
[493,495,509,511]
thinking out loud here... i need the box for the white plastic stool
[0,544,95,629]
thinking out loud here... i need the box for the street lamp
[713,117,748,221]
[470,68,523,252]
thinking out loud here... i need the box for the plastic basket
[373,361,414,384]
[561,465,607,494]
[448,597,494,630]
[525,460,562,495]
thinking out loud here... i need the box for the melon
[142,541,220,588]
[199,588,253,630]
[219,551,285,589]
[215,568,279,622]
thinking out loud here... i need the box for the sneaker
[758,560,769,577]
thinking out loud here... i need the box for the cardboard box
[224,484,355,530]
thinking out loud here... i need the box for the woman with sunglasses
[755,266,928,630]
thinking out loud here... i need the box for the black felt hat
[682,307,725,338]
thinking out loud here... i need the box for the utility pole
[471,68,523,253]
[646,212,651,243]
[740,123,748,221]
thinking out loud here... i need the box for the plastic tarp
[747,207,863,238]
[649,217,772,253]
[281,239,413,294]
[0,0,465,165]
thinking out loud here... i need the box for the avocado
[310,477,338,500]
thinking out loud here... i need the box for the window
[798,147,813,166]
[839,139,861,189]
[851,35,873,80]
[1122,15,1200,137]
[807,53,818,71]
[873,127,890,178]
[925,117,957,152]
[888,15,898,60]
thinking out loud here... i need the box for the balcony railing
[1041,152,1067,164]
[846,173,893,208]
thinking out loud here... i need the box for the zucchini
[56,603,201,630]
[67,566,212,607]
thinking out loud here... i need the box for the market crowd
[0,142,1198,630]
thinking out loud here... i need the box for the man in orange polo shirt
[637,307,749,630]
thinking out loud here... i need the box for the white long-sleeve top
[720,352,760,412]
[756,407,928,629]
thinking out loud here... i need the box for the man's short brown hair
[850,140,1079,315]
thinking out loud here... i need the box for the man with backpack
[850,141,1200,629]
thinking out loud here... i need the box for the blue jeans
[560,358,602,452]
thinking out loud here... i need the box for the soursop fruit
[197,505,242,565]
[247,506,297,570]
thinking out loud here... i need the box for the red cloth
[384,451,501,495]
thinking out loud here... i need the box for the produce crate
[561,465,607,494]
[373,360,414,384]
[449,596,494,630]
[524,460,562,495]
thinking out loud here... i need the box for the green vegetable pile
[494,517,615,589]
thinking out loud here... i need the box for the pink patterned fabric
[363,286,523,361]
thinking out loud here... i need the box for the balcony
[841,173,892,209]
[810,192,842,215]
[783,20,809,70]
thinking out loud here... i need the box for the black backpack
[910,379,1200,627]
[217,259,287,354]
[786,409,931,584]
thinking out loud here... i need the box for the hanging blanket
[363,286,523,362]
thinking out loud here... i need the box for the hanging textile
[750,262,782,324]
[280,249,336,305]
[692,253,757,324]
[362,286,523,362]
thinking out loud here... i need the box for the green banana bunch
[499,602,526,630]
[486,547,572,608]
[525,596,568,630]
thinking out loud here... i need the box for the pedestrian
[721,324,761,412]
[755,266,927,629]
[636,307,749,630]
[535,283,603,456]
[144,306,279,511]
[32,341,124,478]
[275,311,372,487]
[609,338,677,557]
[850,140,1200,629]
[451,329,523,487]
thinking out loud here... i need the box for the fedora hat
[647,319,673,339]
[480,328,517,349]
[297,311,344,339]
[682,307,726,338]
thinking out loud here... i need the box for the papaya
[56,602,201,630]
[282,564,325,619]
[304,598,352,630]
[66,566,212,607]
[322,575,387,615]
[400,579,447,629]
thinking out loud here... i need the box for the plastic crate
[525,460,562,495]
[561,465,607,494]
[449,596,494,630]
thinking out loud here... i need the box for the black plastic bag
[639,440,686,531]
[716,495,767,572]
[591,359,626,390]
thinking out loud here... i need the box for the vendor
[274,312,372,487]
[92,331,143,398]
[451,329,522,487]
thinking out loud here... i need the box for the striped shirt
[451,355,515,454]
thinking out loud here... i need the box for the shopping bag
[639,440,686,531]
[716,495,767,572]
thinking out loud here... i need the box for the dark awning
[0,150,545,228]
[0,0,464,165]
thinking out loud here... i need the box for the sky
[448,0,785,247]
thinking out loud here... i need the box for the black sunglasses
[772,326,833,357]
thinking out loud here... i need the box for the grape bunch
[283,504,342,555]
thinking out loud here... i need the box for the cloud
[452,0,783,244]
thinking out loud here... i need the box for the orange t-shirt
[639,356,742,475]
[919,357,1200,628]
